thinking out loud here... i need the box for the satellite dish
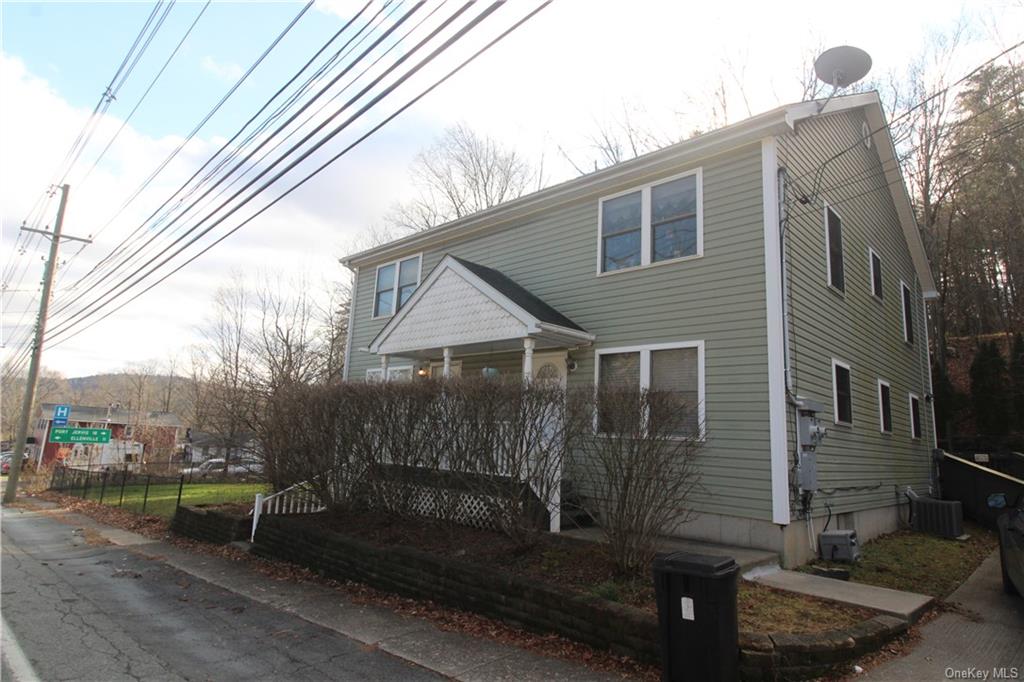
[814,46,872,88]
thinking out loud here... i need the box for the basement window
[832,359,852,425]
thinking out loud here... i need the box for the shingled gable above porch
[365,255,594,358]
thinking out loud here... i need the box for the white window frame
[831,357,853,425]
[900,279,914,344]
[372,254,423,320]
[596,168,704,276]
[365,365,414,383]
[908,392,922,440]
[593,340,706,436]
[877,378,892,434]
[868,247,883,300]
[428,360,463,378]
[823,201,845,294]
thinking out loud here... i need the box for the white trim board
[761,137,790,526]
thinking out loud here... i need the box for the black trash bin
[652,552,739,682]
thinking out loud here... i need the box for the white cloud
[200,55,244,82]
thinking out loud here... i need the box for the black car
[996,499,1024,596]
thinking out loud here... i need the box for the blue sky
[0,0,1017,376]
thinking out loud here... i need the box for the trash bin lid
[652,551,738,576]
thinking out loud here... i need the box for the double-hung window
[595,342,704,436]
[869,248,883,299]
[900,280,914,344]
[909,393,922,439]
[598,170,702,273]
[824,204,845,292]
[373,255,421,318]
[832,358,852,425]
[877,379,892,433]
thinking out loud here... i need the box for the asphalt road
[0,507,443,682]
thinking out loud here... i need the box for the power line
[53,1,392,305]
[48,0,423,323]
[75,0,212,189]
[52,0,318,294]
[793,37,1024,197]
[46,2,553,348]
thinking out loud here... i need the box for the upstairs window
[825,205,845,292]
[901,281,915,344]
[373,255,421,318]
[601,192,642,271]
[832,359,852,424]
[909,393,922,439]
[599,170,702,273]
[877,379,893,433]
[869,248,883,299]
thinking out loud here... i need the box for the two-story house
[341,92,936,567]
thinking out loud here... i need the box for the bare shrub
[572,386,704,575]
[441,377,589,543]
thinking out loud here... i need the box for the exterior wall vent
[911,497,963,539]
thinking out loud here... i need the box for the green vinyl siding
[778,110,933,518]
[348,142,776,521]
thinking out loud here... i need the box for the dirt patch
[197,502,251,517]
[317,509,875,635]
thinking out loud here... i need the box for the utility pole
[3,185,90,504]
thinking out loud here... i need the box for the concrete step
[751,569,934,623]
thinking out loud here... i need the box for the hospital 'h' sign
[53,405,70,427]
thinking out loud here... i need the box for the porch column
[380,354,389,378]
[522,337,535,382]
[442,347,452,378]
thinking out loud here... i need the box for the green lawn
[77,481,268,518]
[800,522,999,598]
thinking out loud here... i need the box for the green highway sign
[49,427,111,444]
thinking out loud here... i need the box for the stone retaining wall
[171,505,250,545]
[249,515,910,679]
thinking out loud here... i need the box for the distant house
[341,92,937,567]
[35,403,183,470]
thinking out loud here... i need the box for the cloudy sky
[0,0,1017,378]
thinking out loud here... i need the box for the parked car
[994,495,1024,596]
[186,457,263,478]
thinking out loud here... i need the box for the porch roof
[366,255,594,358]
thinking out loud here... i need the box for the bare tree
[387,123,534,233]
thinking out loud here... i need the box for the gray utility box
[819,529,861,562]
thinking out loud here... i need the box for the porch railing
[250,481,325,542]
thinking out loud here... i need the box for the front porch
[364,255,594,384]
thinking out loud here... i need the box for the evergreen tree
[970,340,1010,437]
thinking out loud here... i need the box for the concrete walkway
[863,552,1024,681]
[751,569,934,622]
[561,526,779,573]
[5,501,622,681]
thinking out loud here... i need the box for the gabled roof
[367,255,592,357]
[342,92,936,298]
[450,257,585,332]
